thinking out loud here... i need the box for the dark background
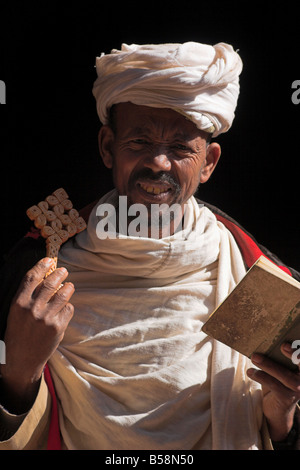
[0,1,299,271]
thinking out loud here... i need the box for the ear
[98,125,115,169]
[199,143,221,183]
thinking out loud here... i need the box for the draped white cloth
[92,42,243,137]
[49,191,263,449]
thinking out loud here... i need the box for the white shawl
[49,191,263,449]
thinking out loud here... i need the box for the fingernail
[247,368,256,378]
[282,343,292,352]
[66,282,74,290]
[43,257,54,266]
[58,267,67,275]
[251,353,263,364]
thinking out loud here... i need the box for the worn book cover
[202,256,300,370]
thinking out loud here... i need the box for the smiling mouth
[138,182,172,195]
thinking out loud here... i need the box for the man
[0,42,299,450]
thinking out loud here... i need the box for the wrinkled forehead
[111,102,209,141]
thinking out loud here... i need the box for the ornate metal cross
[26,188,87,276]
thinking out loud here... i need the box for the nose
[144,147,172,172]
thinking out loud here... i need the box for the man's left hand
[247,342,300,442]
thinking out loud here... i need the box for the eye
[126,138,152,152]
[132,138,149,144]
[173,143,192,152]
[175,144,189,150]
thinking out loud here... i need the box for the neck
[115,200,185,239]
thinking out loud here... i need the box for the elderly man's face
[99,103,220,210]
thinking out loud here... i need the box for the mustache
[130,169,181,192]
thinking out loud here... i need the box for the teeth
[140,183,169,195]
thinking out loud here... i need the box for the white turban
[92,42,243,137]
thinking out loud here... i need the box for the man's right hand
[0,257,74,414]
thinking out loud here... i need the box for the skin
[248,346,300,441]
[98,103,221,237]
[0,258,74,414]
[0,102,299,445]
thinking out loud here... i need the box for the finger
[247,367,300,412]
[45,301,74,341]
[281,342,300,370]
[48,302,74,342]
[247,368,287,394]
[33,267,69,304]
[55,301,74,328]
[47,282,75,313]
[251,353,300,393]
[247,366,300,399]
[17,258,56,302]
[43,299,74,337]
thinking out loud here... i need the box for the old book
[202,255,300,370]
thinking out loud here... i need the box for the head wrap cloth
[92,42,243,137]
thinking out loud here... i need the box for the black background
[0,1,299,271]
